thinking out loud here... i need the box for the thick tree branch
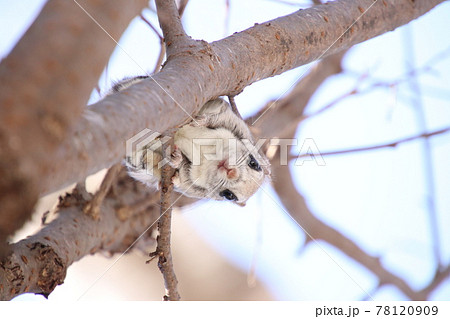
[0,0,148,256]
[156,0,187,39]
[155,0,193,56]
[34,0,444,197]
[0,47,340,300]
[0,170,160,300]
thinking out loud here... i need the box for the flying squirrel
[110,76,271,206]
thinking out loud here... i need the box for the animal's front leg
[169,145,183,168]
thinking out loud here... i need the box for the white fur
[114,77,271,205]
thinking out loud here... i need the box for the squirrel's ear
[236,201,246,207]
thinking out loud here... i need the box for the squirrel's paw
[171,170,180,187]
[169,145,183,168]
[191,114,209,127]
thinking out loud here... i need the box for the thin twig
[139,13,166,73]
[153,44,166,74]
[302,59,441,122]
[294,127,450,159]
[228,95,243,120]
[301,88,357,121]
[345,44,450,86]
[83,163,122,220]
[301,61,438,123]
[149,141,180,301]
[139,13,163,39]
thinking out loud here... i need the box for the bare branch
[271,153,448,300]
[155,0,193,56]
[140,0,191,74]
[140,13,163,39]
[304,89,357,121]
[295,127,450,159]
[303,49,450,121]
[140,13,166,73]
[83,163,122,220]
[29,0,444,198]
[155,0,186,38]
[0,0,148,256]
[155,45,167,74]
[250,50,347,138]
[228,95,243,120]
[254,52,450,300]
[0,170,159,300]
[149,142,180,301]
[1,0,448,300]
[290,172,414,297]
[418,266,450,298]
[254,50,420,297]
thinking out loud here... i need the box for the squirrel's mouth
[217,160,228,170]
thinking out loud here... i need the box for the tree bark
[0,0,148,256]
[0,170,160,300]
[38,0,445,197]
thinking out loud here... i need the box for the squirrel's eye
[219,189,238,201]
[248,154,262,171]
